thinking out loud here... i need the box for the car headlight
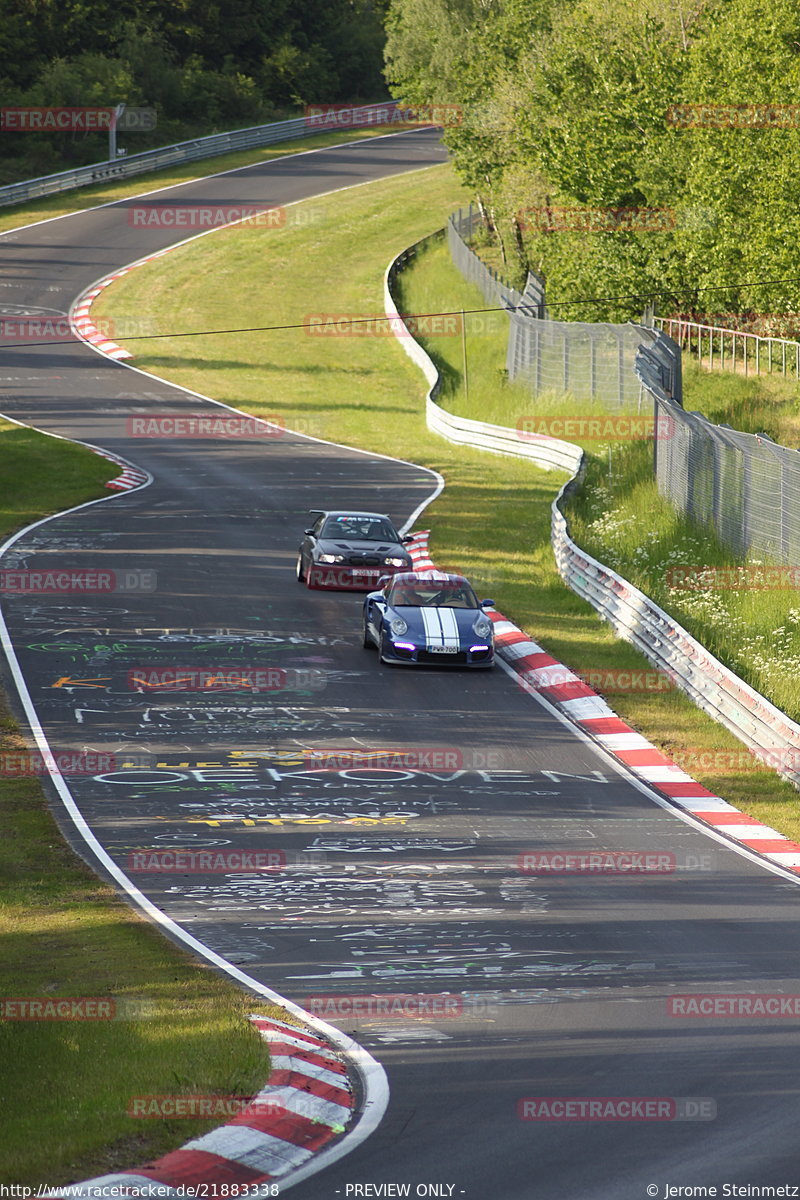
[384,556,407,567]
[473,617,492,640]
[390,617,408,636]
[318,553,346,564]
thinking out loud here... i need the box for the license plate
[428,645,455,654]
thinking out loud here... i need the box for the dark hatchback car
[296,510,413,590]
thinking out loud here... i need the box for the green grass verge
[90,171,800,844]
[0,124,408,236]
[0,423,279,1185]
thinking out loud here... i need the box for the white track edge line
[0,159,467,1188]
[0,522,390,1184]
[495,655,800,886]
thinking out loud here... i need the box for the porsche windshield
[321,516,398,542]
[389,582,479,609]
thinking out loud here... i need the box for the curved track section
[3,132,800,1198]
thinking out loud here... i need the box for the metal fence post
[536,325,542,393]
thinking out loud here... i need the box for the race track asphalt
[2,129,800,1199]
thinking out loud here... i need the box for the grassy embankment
[90,166,800,843]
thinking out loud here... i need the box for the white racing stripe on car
[419,607,460,649]
[438,607,460,647]
[419,607,443,647]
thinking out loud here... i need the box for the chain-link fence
[506,313,659,409]
[448,207,659,410]
[449,207,800,565]
[447,206,545,316]
[637,334,800,564]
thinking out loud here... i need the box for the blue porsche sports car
[362,571,495,667]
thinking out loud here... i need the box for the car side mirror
[480,599,495,609]
[304,529,315,537]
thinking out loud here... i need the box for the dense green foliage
[0,0,388,181]
[385,0,800,322]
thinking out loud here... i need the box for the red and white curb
[71,248,173,361]
[72,275,134,360]
[45,1015,353,1196]
[404,529,435,570]
[407,532,800,874]
[93,448,149,491]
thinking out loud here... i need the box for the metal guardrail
[0,102,402,210]
[387,234,800,790]
[385,243,582,475]
[655,315,800,378]
[551,489,800,789]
